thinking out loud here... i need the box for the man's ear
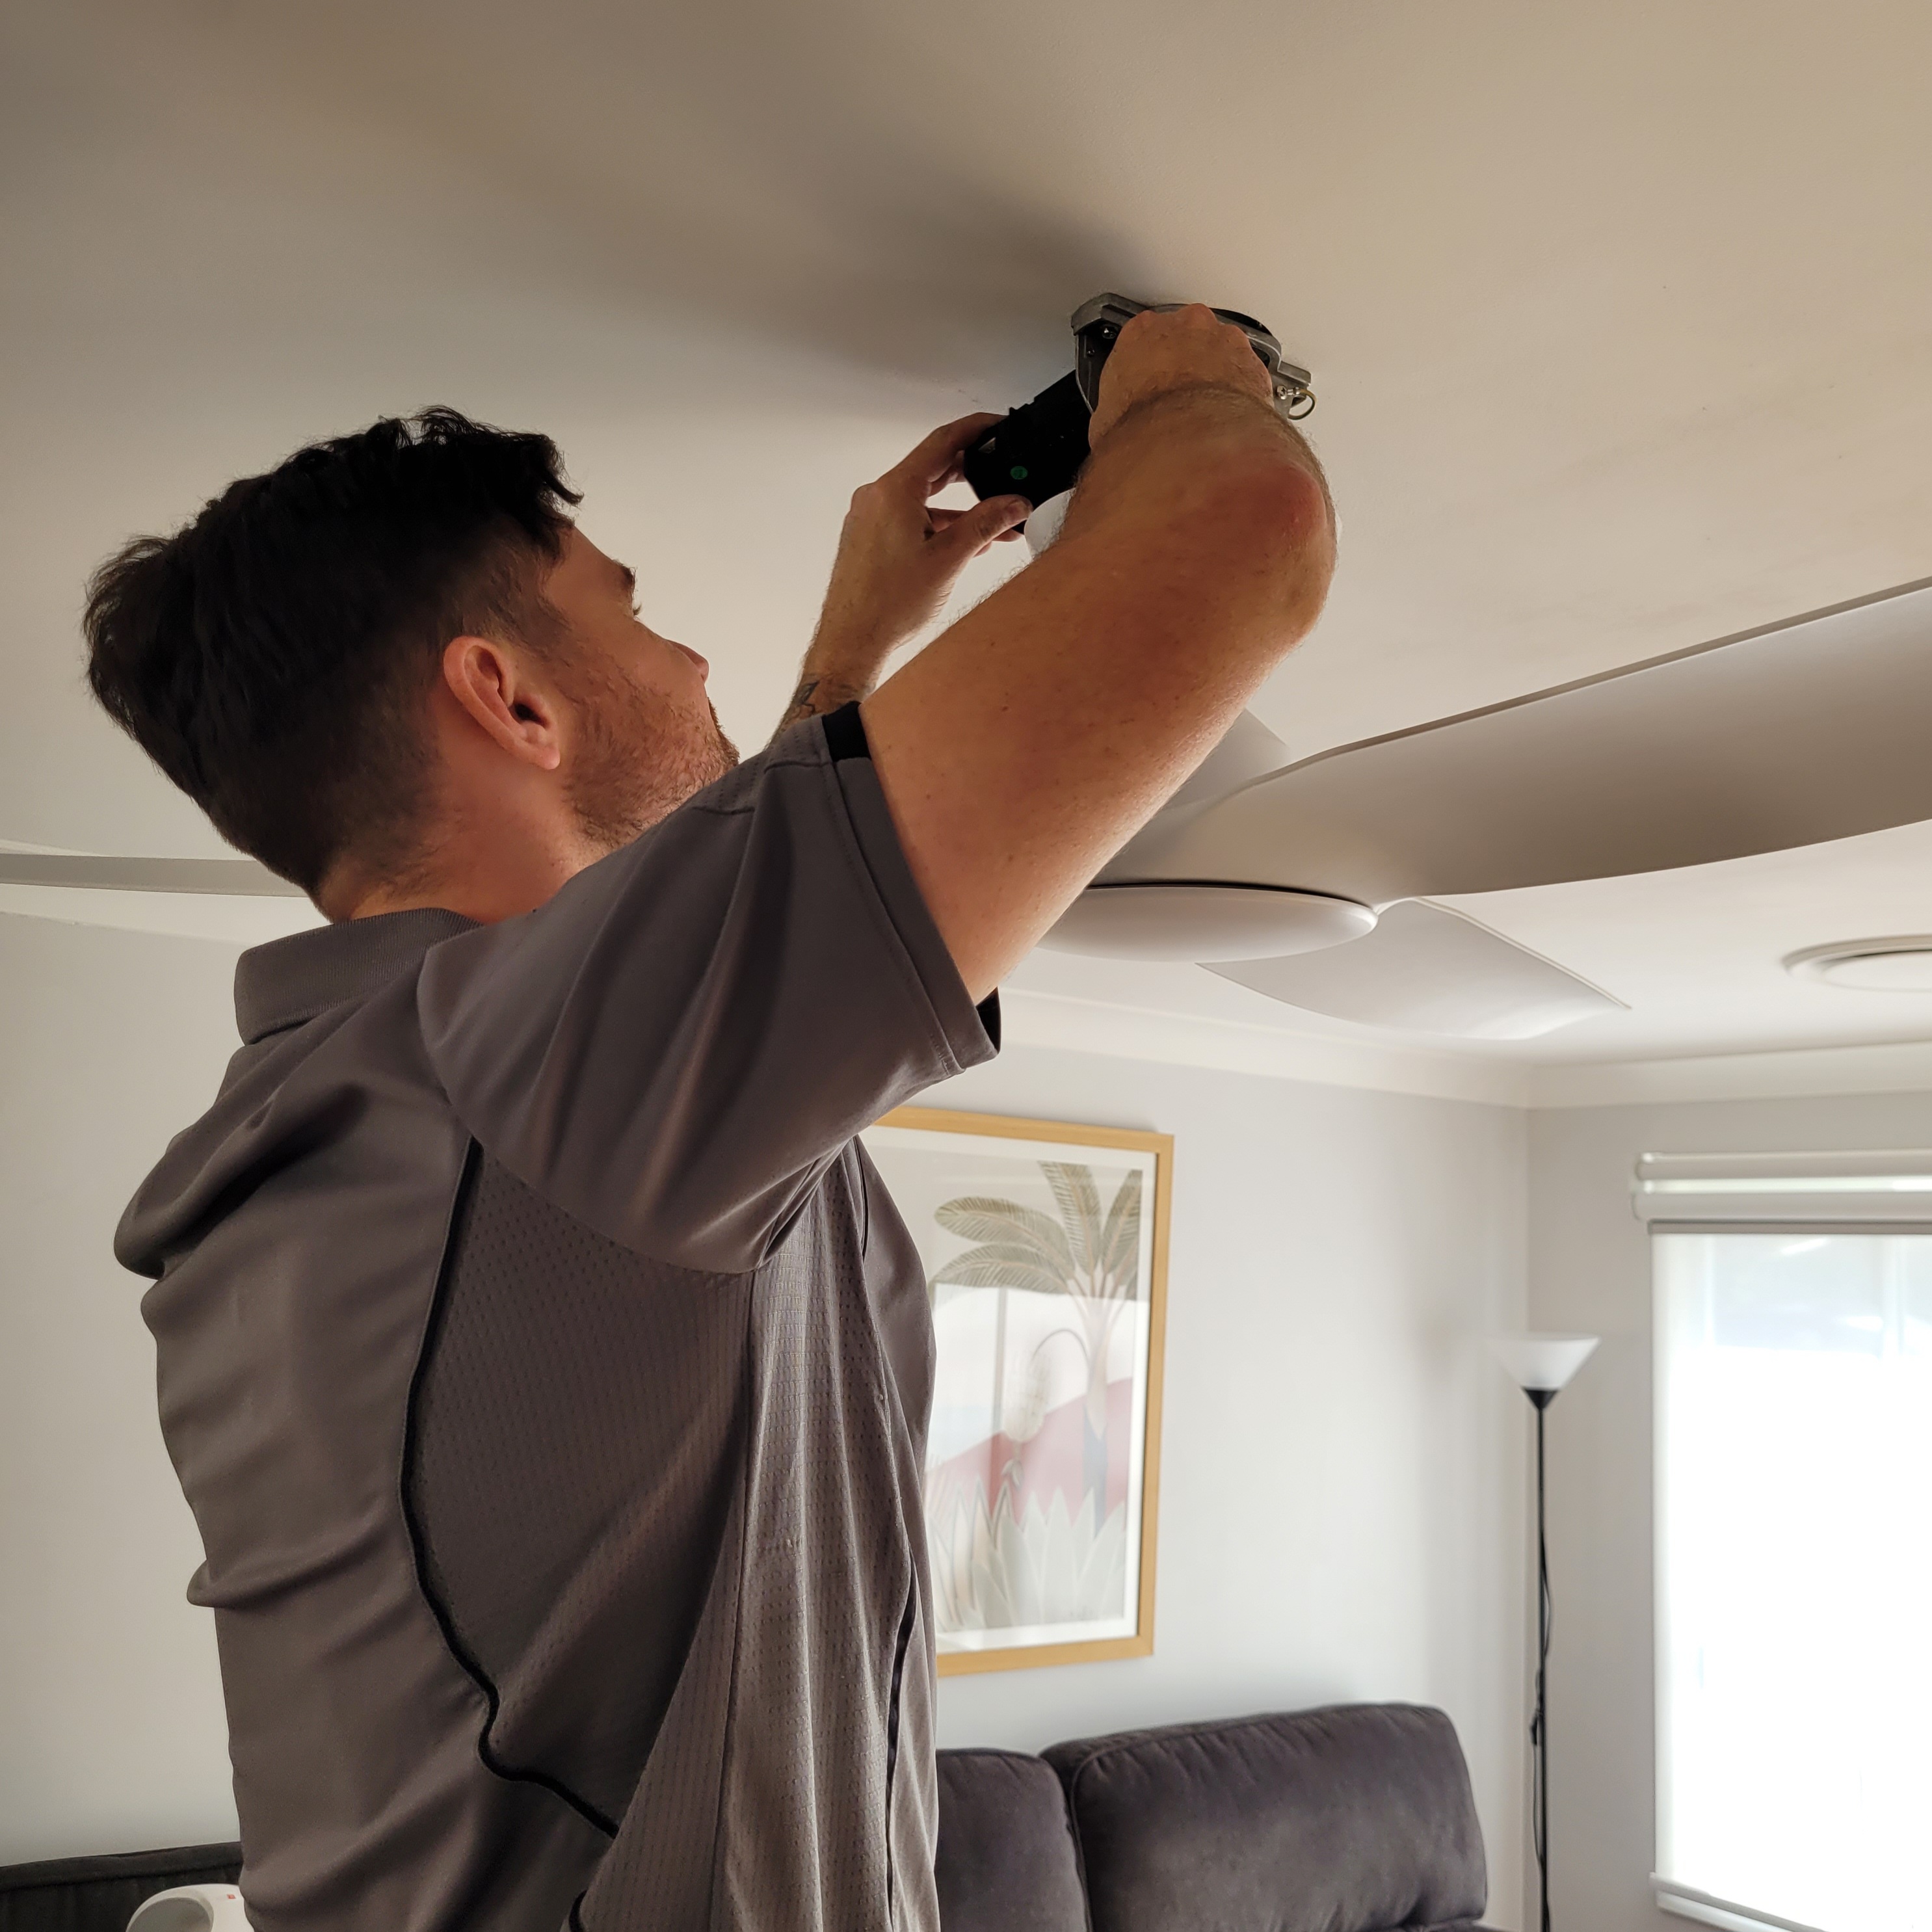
[442,635,563,772]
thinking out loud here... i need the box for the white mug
[126,1883,250,1931]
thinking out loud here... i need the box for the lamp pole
[1529,1386,1554,1932]
[1490,1332,1598,1932]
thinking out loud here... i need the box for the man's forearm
[862,371,1335,999]
[769,653,881,741]
[771,415,1031,745]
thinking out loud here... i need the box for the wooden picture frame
[863,1107,1172,1674]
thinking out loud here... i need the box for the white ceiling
[6,0,1932,1072]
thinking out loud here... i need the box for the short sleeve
[415,709,998,1273]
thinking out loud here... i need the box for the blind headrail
[1634,1149,1932,1224]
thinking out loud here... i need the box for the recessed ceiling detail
[1784,938,1932,992]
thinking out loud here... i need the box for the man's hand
[771,415,1030,739]
[1088,304,1276,446]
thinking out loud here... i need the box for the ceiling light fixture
[1784,936,1932,992]
[964,291,1314,518]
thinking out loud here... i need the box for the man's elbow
[1188,453,1336,619]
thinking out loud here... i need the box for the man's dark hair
[85,407,583,895]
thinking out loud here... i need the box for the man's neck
[323,838,592,927]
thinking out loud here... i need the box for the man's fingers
[1090,304,1274,445]
[890,412,1005,493]
[931,494,1031,561]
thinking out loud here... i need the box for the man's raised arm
[861,304,1336,1002]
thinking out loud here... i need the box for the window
[1652,1226,1932,1932]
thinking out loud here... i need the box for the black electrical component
[960,373,1091,509]
[962,293,1314,511]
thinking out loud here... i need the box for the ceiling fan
[8,293,1932,1042]
[1026,556,1932,1037]
[1023,557,1932,1038]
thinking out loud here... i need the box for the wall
[0,913,1531,1931]
[0,916,240,1861]
[1526,1085,1932,1932]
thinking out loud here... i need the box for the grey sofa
[0,1702,1490,1931]
[938,1703,1490,1932]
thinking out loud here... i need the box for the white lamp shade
[1492,1332,1599,1394]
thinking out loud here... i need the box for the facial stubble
[564,661,740,854]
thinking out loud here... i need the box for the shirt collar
[233,907,479,1044]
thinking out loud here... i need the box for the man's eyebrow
[614,562,637,600]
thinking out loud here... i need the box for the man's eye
[630,601,642,619]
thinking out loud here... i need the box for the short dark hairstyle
[85,406,582,895]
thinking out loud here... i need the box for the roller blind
[1651,1213,1932,1932]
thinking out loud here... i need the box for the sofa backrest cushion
[0,1845,243,1932]
[1042,1703,1487,1932]
[935,1747,1089,1932]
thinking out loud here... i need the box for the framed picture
[861,1107,1171,1674]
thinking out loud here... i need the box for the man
[90,307,1333,1931]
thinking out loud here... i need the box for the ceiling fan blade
[1104,576,1932,904]
[0,853,305,897]
[1163,708,1293,812]
[1059,703,1298,904]
[1205,899,1623,1039]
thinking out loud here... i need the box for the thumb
[933,494,1031,563]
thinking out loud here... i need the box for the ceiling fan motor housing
[963,293,1314,511]
[1041,880,1376,964]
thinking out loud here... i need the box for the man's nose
[676,641,710,680]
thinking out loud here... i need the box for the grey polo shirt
[116,710,999,1932]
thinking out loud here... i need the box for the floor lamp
[1492,1333,1599,1932]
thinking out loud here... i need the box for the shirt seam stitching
[398,1136,622,1840]
[702,1316,759,1925]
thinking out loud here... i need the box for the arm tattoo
[770,672,867,742]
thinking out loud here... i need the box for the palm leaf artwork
[1099,1170,1143,1286]
[928,1198,1074,1306]
[931,1245,1065,1304]
[928,1195,1074,1261]
[1040,1162,1105,1275]
[927,1162,1145,1626]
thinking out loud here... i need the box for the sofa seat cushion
[935,1747,1089,1932]
[1043,1704,1488,1932]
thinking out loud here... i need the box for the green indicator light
[1009,465,1029,481]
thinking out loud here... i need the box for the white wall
[1526,1085,1932,1932]
[0,914,1531,1931]
[0,915,240,1861]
